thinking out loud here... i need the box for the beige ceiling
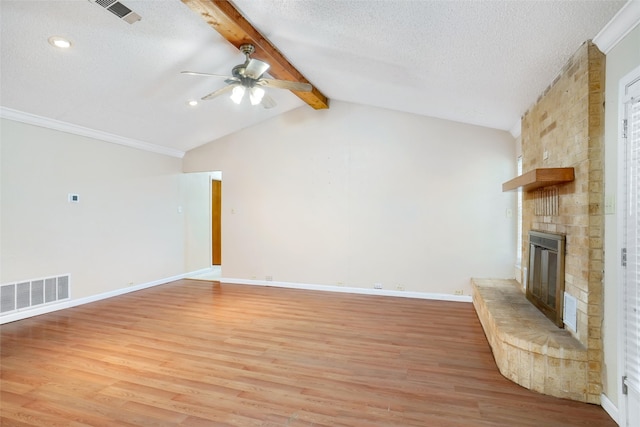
[0,0,628,155]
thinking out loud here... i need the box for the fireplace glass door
[527,230,565,327]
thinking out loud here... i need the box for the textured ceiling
[232,0,626,131]
[0,0,628,154]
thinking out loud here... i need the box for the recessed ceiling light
[48,36,72,49]
[187,100,199,107]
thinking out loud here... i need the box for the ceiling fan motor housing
[231,64,258,87]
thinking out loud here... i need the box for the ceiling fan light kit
[249,87,265,105]
[182,43,312,109]
[230,86,245,104]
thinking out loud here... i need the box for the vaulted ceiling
[0,0,628,156]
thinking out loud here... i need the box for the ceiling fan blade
[259,78,312,92]
[181,70,233,78]
[201,84,236,101]
[261,93,277,109]
[244,59,270,79]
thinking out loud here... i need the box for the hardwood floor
[1,280,616,426]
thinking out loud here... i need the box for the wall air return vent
[89,0,141,24]
[0,274,71,316]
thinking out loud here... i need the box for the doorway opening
[211,175,222,266]
[185,170,222,282]
[210,171,222,279]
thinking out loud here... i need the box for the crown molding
[593,0,640,54]
[0,107,185,158]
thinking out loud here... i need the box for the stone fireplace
[472,40,605,404]
[521,40,605,403]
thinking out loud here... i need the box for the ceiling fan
[182,44,312,109]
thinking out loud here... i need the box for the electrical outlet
[374,283,383,289]
[266,276,273,281]
[396,285,405,291]
[336,281,344,287]
[454,289,464,295]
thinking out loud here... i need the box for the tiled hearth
[472,278,589,402]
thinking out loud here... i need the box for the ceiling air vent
[89,0,142,24]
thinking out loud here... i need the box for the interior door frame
[211,179,222,265]
[617,64,640,427]
[210,172,223,267]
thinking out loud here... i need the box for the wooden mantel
[502,168,574,192]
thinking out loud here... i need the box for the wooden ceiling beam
[181,0,329,110]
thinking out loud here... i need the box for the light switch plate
[604,194,616,214]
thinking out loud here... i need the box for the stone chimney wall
[520,40,605,403]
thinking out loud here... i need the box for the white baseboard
[1,272,473,324]
[0,268,212,324]
[601,393,619,425]
[220,277,473,303]
[185,266,215,276]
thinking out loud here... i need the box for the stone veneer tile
[531,353,546,393]
[518,351,533,389]
[545,361,563,395]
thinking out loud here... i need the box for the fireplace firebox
[527,230,566,327]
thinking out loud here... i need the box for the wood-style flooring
[1,280,616,426]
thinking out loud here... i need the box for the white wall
[184,101,516,295]
[181,171,213,272]
[603,23,640,408]
[0,119,210,302]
